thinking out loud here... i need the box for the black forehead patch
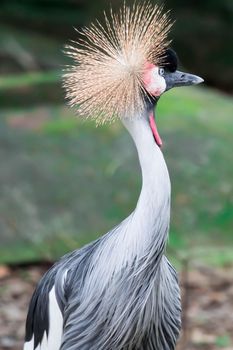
[162,48,178,72]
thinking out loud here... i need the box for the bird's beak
[165,70,204,90]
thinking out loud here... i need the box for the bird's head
[142,48,203,146]
[143,48,203,98]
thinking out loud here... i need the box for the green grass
[0,70,60,90]
[0,85,232,268]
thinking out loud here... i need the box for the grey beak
[165,70,204,90]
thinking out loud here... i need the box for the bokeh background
[0,1,232,349]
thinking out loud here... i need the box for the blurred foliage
[0,70,60,90]
[215,335,231,347]
[164,0,233,92]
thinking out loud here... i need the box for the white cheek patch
[143,65,166,97]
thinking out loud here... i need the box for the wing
[24,265,66,350]
[24,239,100,350]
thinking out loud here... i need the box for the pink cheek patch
[143,63,166,97]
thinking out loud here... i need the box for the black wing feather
[25,267,56,348]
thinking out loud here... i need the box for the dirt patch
[0,264,232,350]
[178,266,233,350]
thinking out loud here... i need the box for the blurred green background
[0,0,232,267]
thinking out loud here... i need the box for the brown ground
[0,264,233,350]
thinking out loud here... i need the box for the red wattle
[149,113,163,147]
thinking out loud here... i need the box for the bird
[24,3,203,350]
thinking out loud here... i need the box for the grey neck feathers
[88,111,171,283]
[122,112,171,261]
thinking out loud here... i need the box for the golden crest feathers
[63,2,172,124]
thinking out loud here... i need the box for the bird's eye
[159,68,165,76]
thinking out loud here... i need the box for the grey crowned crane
[24,3,203,350]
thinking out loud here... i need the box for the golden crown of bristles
[63,2,172,124]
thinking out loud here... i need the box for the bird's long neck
[81,109,172,309]
[122,110,171,263]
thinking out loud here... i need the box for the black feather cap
[163,48,178,72]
